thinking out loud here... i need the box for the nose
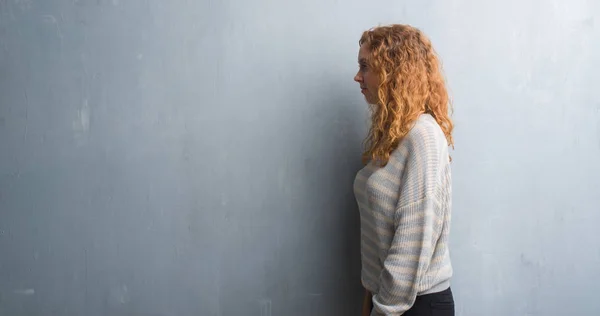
[354,71,362,83]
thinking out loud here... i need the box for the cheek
[364,73,376,87]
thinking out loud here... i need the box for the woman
[353,24,455,316]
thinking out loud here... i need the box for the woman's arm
[370,131,448,315]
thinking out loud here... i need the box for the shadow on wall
[274,82,366,316]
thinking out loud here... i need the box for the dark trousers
[372,287,454,316]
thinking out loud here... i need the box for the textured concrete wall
[1,0,599,315]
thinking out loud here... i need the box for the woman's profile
[353,24,455,316]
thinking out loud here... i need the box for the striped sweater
[353,114,453,316]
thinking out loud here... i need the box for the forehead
[358,45,369,61]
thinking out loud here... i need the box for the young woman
[353,24,455,316]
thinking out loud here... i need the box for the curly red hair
[359,24,454,165]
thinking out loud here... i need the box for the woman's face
[354,45,379,105]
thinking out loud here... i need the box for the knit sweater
[353,114,453,316]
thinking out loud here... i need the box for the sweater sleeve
[370,135,444,316]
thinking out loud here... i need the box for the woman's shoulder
[390,114,449,164]
[404,114,448,149]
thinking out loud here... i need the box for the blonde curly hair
[359,24,454,165]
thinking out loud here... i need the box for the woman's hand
[362,289,372,316]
